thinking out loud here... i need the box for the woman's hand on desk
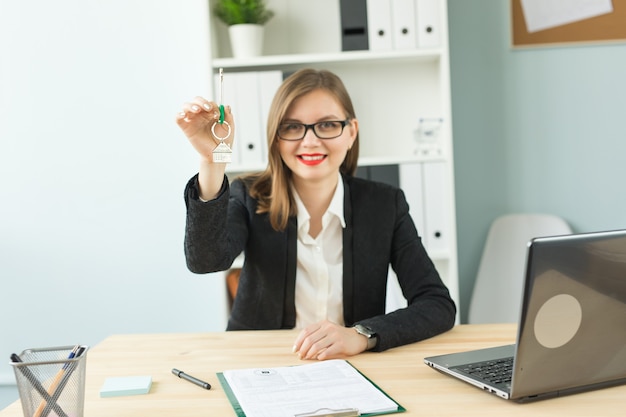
[293,320,368,361]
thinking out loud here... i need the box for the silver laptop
[424,229,626,402]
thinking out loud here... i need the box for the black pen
[171,368,211,390]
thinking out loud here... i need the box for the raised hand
[176,96,236,200]
[176,96,235,163]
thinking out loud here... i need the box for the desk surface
[2,324,624,416]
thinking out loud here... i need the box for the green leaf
[214,0,275,25]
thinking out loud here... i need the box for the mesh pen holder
[10,345,89,417]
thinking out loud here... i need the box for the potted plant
[213,0,275,58]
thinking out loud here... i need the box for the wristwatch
[353,324,378,351]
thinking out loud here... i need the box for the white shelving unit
[207,0,459,319]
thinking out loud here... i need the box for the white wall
[448,0,626,321]
[0,0,228,384]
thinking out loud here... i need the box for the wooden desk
[2,324,624,416]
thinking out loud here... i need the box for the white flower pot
[228,24,264,58]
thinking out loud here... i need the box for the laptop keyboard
[454,357,514,385]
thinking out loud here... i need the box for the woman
[176,68,455,360]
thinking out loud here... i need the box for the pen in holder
[10,345,89,417]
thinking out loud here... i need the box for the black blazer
[184,174,456,351]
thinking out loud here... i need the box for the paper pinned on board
[521,0,613,33]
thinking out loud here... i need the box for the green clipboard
[217,360,405,417]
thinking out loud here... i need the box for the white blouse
[292,174,345,329]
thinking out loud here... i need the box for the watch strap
[353,324,378,350]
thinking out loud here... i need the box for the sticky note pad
[100,375,153,397]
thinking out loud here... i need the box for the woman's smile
[298,153,327,165]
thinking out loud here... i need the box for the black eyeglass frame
[276,119,350,141]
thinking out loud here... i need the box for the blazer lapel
[342,176,355,326]
[283,216,298,328]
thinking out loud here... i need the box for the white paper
[521,0,613,33]
[222,359,398,417]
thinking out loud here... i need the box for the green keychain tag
[219,104,225,124]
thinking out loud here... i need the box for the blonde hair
[243,68,360,231]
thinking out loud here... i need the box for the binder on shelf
[421,161,449,253]
[391,0,417,50]
[230,72,265,167]
[398,162,425,238]
[366,0,393,51]
[257,70,284,163]
[339,0,369,51]
[416,0,441,48]
[359,164,400,188]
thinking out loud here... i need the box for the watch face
[355,324,373,338]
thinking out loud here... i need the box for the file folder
[340,0,369,51]
[355,164,400,188]
[218,359,405,417]
[257,70,284,164]
[366,0,393,51]
[416,0,441,48]
[421,161,449,253]
[398,162,425,237]
[391,0,417,50]
[231,72,265,167]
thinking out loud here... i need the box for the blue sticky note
[100,375,152,398]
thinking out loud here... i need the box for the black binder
[340,0,369,51]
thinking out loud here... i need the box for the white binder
[391,0,418,50]
[230,72,265,167]
[416,0,441,48]
[366,0,393,51]
[398,161,425,239]
[421,161,448,253]
[257,71,283,164]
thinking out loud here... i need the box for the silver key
[212,67,232,164]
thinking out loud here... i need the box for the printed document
[220,359,402,417]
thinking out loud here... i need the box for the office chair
[226,268,240,313]
[468,213,572,324]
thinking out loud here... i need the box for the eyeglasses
[277,119,350,141]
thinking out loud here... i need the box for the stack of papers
[219,359,403,417]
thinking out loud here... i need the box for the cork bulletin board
[512,0,626,48]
